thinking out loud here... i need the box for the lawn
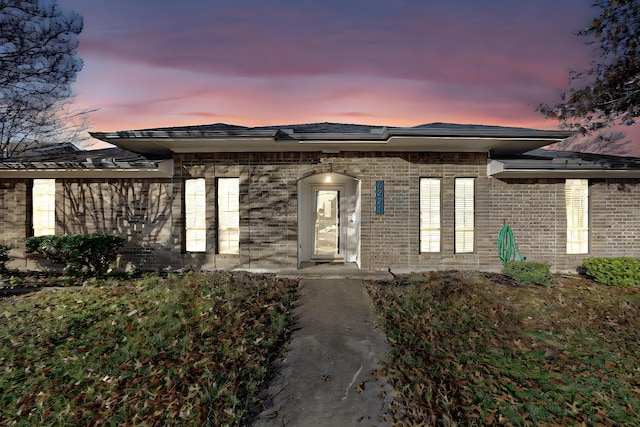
[368,271,640,426]
[0,271,298,426]
[3,269,640,426]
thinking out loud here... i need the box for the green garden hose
[498,225,524,265]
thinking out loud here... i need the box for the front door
[313,189,340,258]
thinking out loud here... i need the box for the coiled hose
[498,225,524,265]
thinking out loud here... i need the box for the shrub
[0,243,11,272]
[26,234,126,277]
[582,257,640,287]
[503,260,554,287]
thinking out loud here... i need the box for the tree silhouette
[539,0,639,133]
[0,0,88,157]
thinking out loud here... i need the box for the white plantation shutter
[455,178,475,253]
[566,179,589,254]
[185,178,206,252]
[218,178,239,254]
[32,179,55,236]
[420,178,441,252]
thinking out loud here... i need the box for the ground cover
[369,271,640,426]
[0,271,298,426]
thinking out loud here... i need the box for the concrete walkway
[256,275,393,426]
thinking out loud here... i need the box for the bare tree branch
[539,0,639,135]
[0,0,88,157]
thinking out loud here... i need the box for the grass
[368,271,640,426]
[4,268,640,425]
[0,271,298,426]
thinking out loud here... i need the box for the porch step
[278,262,393,280]
[301,260,344,268]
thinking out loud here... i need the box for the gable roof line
[91,122,574,141]
[90,122,575,157]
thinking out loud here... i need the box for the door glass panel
[314,190,339,255]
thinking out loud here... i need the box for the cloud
[70,0,592,83]
[62,0,601,137]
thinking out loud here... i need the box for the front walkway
[256,277,392,426]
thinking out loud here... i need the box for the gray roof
[90,122,575,157]
[489,148,640,178]
[0,143,173,178]
[92,121,573,140]
[0,142,163,171]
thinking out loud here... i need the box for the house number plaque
[375,180,384,214]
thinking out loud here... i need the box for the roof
[90,122,575,157]
[489,149,640,178]
[0,143,173,178]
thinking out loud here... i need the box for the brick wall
[0,180,29,268]
[2,156,640,273]
[173,152,490,271]
[59,179,175,271]
[486,177,640,271]
[590,179,640,258]
[486,178,566,270]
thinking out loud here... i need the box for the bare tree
[0,0,87,157]
[547,129,633,155]
[539,0,639,133]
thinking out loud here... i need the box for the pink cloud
[63,0,635,151]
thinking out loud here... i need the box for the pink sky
[58,0,639,151]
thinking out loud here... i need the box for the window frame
[419,177,441,253]
[454,177,475,254]
[217,177,240,255]
[184,178,207,252]
[565,178,589,254]
[32,178,56,236]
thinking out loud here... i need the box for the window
[566,179,589,254]
[218,178,239,254]
[420,178,441,252]
[455,178,475,253]
[32,179,56,236]
[185,178,206,252]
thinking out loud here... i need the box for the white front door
[312,188,342,260]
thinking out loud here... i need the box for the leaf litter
[0,271,298,426]
[368,270,640,426]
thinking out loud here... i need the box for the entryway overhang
[297,172,361,269]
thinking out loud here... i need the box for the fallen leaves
[368,271,640,426]
[0,272,298,426]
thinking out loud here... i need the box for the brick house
[2,122,640,273]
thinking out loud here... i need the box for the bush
[582,257,640,287]
[503,260,554,287]
[26,234,126,277]
[0,244,11,272]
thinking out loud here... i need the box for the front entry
[298,173,360,268]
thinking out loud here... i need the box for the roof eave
[0,159,174,179]
[94,135,572,155]
[91,126,575,156]
[488,159,640,178]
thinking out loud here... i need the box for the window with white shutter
[218,178,239,254]
[185,178,206,252]
[420,178,441,252]
[455,178,475,253]
[32,179,56,236]
[566,179,589,254]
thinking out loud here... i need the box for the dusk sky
[58,0,634,147]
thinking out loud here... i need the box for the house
[2,122,640,273]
